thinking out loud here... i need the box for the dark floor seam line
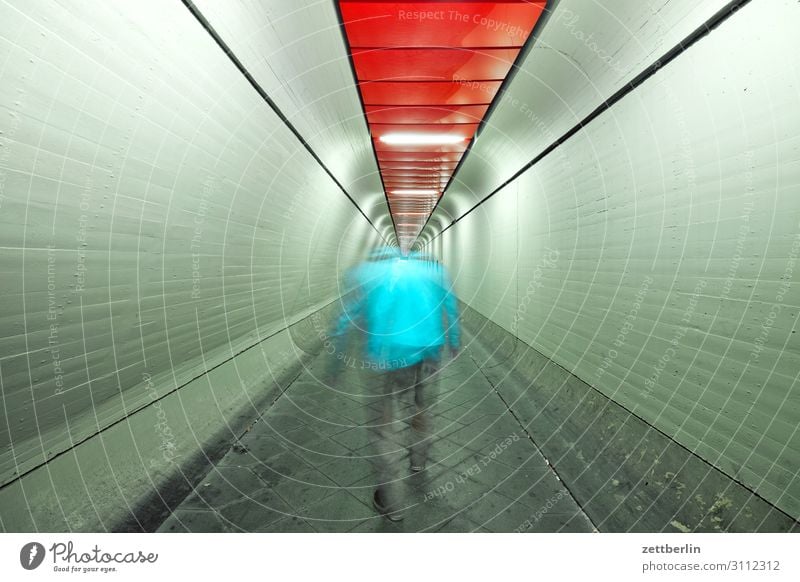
[468,314,800,527]
[465,350,599,532]
[179,0,388,245]
[419,0,753,247]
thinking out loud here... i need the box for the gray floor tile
[252,411,306,434]
[218,434,291,467]
[330,426,371,451]
[431,514,483,532]
[292,438,352,469]
[489,467,576,514]
[158,509,227,533]
[467,494,534,532]
[449,424,521,453]
[299,491,374,532]
[511,511,596,533]
[436,404,478,423]
[262,515,317,532]
[416,470,499,513]
[400,499,473,530]
[304,419,354,439]
[217,489,295,532]
[250,449,314,488]
[273,467,340,511]
[280,425,327,449]
[180,466,271,510]
[318,455,375,487]
[346,515,406,533]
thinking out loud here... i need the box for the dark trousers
[369,356,440,509]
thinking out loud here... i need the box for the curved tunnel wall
[429,0,800,519]
[0,0,383,529]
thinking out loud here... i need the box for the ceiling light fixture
[379,133,465,145]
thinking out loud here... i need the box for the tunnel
[0,0,798,535]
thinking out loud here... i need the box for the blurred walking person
[328,247,460,521]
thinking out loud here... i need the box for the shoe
[373,489,404,522]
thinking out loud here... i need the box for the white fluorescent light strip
[379,133,465,145]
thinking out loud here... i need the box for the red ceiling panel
[378,161,459,170]
[376,151,465,162]
[385,182,449,188]
[381,168,450,174]
[365,104,490,125]
[383,171,450,178]
[382,175,450,181]
[370,123,479,137]
[360,80,501,105]
[382,176,455,184]
[387,178,448,183]
[339,0,546,249]
[385,182,450,189]
[389,195,440,200]
[339,2,545,48]
[381,169,457,176]
[352,48,519,81]
[385,187,448,193]
[383,178,450,185]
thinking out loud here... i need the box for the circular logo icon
[20,542,46,570]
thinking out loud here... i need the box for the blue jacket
[333,254,460,369]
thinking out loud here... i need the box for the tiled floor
[157,345,595,533]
